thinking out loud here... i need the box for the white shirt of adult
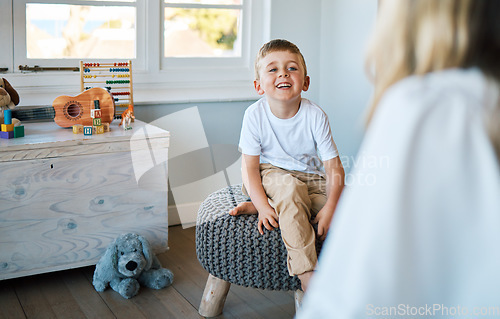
[239,97,339,176]
[297,68,500,318]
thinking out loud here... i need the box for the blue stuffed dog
[93,233,173,299]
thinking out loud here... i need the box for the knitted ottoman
[196,184,320,317]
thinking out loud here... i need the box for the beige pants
[244,163,327,276]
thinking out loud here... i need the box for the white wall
[319,0,377,169]
[269,0,322,103]
[269,0,377,168]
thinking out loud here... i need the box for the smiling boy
[230,39,345,291]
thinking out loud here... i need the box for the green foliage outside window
[174,8,238,50]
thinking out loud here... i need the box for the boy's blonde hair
[254,39,308,80]
[365,0,500,159]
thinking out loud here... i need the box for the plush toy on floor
[93,233,173,299]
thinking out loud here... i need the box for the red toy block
[91,109,102,118]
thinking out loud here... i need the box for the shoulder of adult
[371,68,491,132]
[380,68,488,111]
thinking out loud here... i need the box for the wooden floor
[0,226,295,319]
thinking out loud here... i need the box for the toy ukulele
[11,88,115,127]
[51,88,114,127]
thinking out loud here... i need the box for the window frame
[0,0,268,106]
[0,1,14,73]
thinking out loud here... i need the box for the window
[13,0,144,68]
[163,0,243,58]
[0,0,268,105]
[24,2,137,60]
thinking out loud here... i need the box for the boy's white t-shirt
[239,97,339,175]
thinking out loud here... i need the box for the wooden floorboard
[14,274,59,318]
[0,281,25,319]
[0,225,295,318]
[61,269,115,319]
[38,271,89,318]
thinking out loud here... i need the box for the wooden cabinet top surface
[0,120,170,162]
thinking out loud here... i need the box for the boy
[230,39,345,291]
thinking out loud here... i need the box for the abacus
[80,60,134,119]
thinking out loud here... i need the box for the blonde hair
[254,39,308,80]
[365,0,500,159]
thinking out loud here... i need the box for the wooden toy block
[90,109,102,119]
[73,124,84,134]
[93,118,101,126]
[13,125,24,138]
[83,126,93,135]
[95,125,104,134]
[0,131,14,139]
[1,124,14,132]
[3,109,12,125]
[102,122,110,132]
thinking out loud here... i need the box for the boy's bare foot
[228,201,258,216]
[298,271,314,292]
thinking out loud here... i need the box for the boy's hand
[313,208,334,241]
[313,156,345,241]
[257,206,279,235]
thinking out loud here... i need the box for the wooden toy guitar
[12,88,115,128]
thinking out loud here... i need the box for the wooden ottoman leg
[294,290,304,311]
[199,274,231,317]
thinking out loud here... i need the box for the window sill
[134,82,259,105]
[7,72,259,106]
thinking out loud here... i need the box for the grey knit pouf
[196,184,303,291]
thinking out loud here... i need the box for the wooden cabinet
[0,120,169,280]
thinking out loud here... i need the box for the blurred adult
[297,0,500,317]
